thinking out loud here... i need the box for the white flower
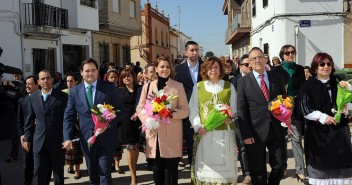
[141,109,147,115]
[145,117,160,130]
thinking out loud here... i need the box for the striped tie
[260,74,269,101]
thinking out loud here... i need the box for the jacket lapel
[35,91,45,112]
[267,71,276,100]
[45,90,57,112]
[79,83,90,112]
[249,72,267,102]
[94,80,103,105]
[182,62,194,86]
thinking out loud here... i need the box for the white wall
[251,0,344,68]
[0,0,22,79]
[62,0,99,31]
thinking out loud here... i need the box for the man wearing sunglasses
[230,54,252,185]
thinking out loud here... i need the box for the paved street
[0,138,315,185]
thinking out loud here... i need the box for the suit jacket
[18,95,30,137]
[174,60,202,102]
[136,79,190,158]
[63,80,124,151]
[237,71,286,142]
[24,89,68,153]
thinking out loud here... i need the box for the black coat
[299,76,352,170]
[271,64,305,119]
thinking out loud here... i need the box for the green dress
[191,80,238,185]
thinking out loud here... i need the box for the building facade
[223,0,251,59]
[344,0,352,68]
[251,0,345,68]
[0,0,99,77]
[93,0,141,68]
[130,1,171,67]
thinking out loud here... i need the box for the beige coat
[136,79,189,158]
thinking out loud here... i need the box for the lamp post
[294,25,299,63]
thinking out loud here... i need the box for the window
[263,43,269,54]
[263,0,268,7]
[129,0,136,18]
[99,42,109,64]
[113,0,120,13]
[80,0,96,8]
[166,33,168,47]
[155,28,158,44]
[122,44,131,65]
[161,31,164,46]
[63,45,87,74]
[252,0,256,17]
[33,48,55,76]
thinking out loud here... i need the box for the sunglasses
[284,51,296,56]
[319,61,333,67]
[240,63,250,67]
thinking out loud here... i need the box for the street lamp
[294,25,299,63]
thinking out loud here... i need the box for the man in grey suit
[237,47,287,185]
[23,70,68,185]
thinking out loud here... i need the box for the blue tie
[43,94,49,102]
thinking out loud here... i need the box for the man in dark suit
[174,40,202,166]
[18,75,39,185]
[23,70,68,185]
[237,47,287,185]
[62,58,124,185]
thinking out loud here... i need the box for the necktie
[43,94,49,102]
[260,74,269,101]
[86,85,93,107]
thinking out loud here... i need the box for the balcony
[23,3,68,35]
[225,13,251,44]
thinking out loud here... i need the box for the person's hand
[324,116,337,125]
[62,140,73,150]
[20,135,25,145]
[197,127,207,136]
[97,125,109,135]
[224,118,232,125]
[23,142,31,152]
[244,138,255,145]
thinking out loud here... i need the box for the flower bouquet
[204,104,235,132]
[332,80,352,122]
[88,103,117,147]
[141,89,178,132]
[62,88,70,95]
[268,95,296,137]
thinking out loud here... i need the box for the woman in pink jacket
[136,56,189,185]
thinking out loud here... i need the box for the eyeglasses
[319,61,333,67]
[284,51,296,56]
[249,55,263,62]
[240,63,250,67]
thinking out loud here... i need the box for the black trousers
[149,143,179,185]
[246,129,286,185]
[23,147,34,185]
[182,119,194,165]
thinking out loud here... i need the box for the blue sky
[141,0,229,57]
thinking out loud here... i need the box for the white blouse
[189,80,237,132]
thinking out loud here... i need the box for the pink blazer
[136,79,189,158]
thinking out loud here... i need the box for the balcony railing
[224,12,251,42]
[23,3,68,29]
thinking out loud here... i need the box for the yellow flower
[283,97,293,109]
[270,100,281,111]
[153,102,165,112]
[103,103,115,113]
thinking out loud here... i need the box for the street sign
[299,20,311,27]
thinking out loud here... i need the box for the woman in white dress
[189,56,238,184]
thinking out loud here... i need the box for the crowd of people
[2,40,352,185]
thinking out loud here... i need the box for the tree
[204,51,214,58]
